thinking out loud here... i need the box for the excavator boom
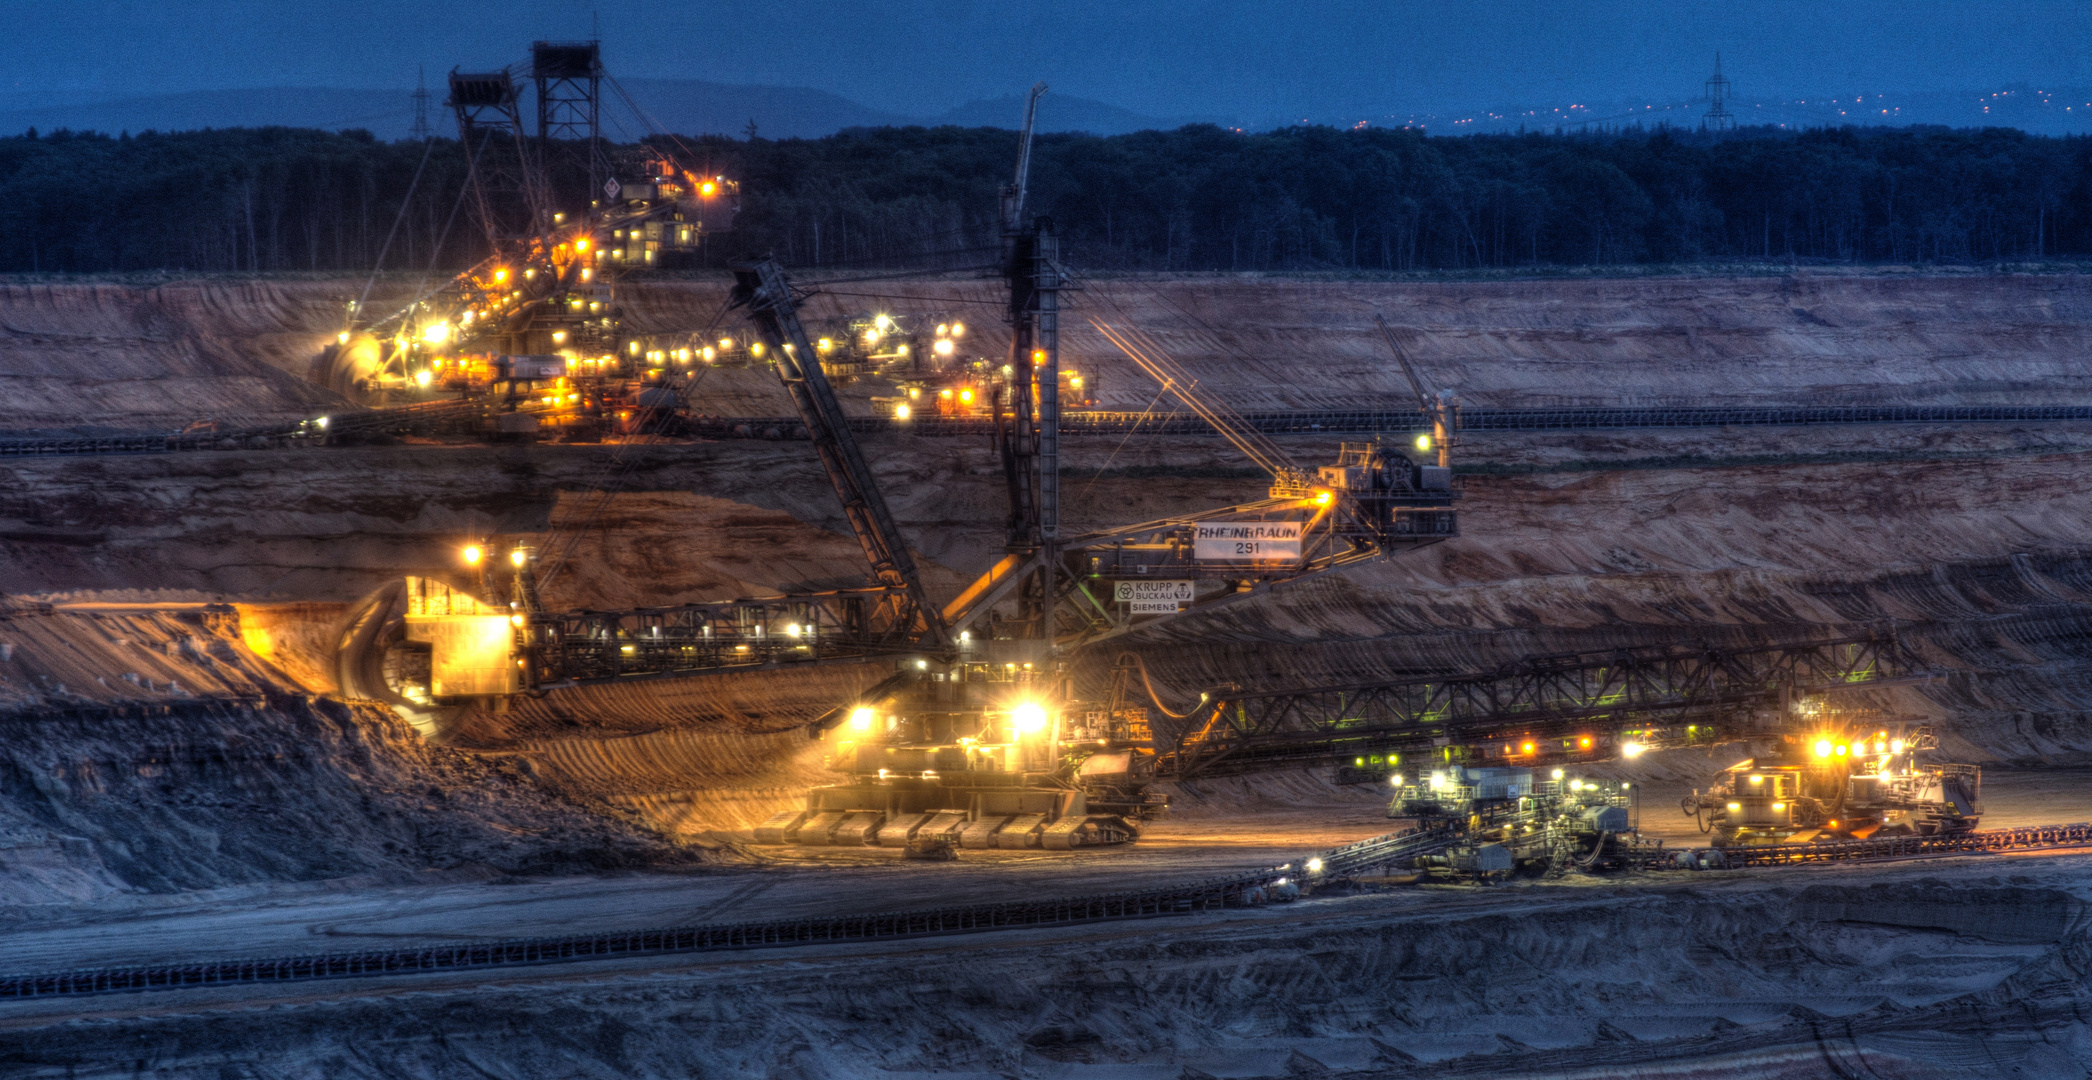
[730,259,951,650]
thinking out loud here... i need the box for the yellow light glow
[874,314,892,331]
[1622,741,1646,758]
[1815,740,1833,758]
[336,331,349,344]
[818,338,833,351]
[701,181,717,196]
[895,403,912,420]
[414,369,432,387]
[422,322,451,345]
[1011,701,1049,734]
[1834,744,1848,757]
[629,341,641,355]
[950,322,965,338]
[702,347,716,361]
[1312,489,1333,506]
[1727,802,1741,812]
[933,338,955,356]
[1415,433,1433,452]
[552,331,567,344]
[576,238,589,252]
[493,268,508,283]
[751,342,764,356]
[1748,775,1764,784]
[936,323,949,336]
[509,550,526,567]
[958,388,974,404]
[1773,802,1786,811]
[462,545,483,565]
[849,706,875,731]
[1891,739,1905,753]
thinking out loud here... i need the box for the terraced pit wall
[4,270,2092,857]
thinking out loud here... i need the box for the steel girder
[1152,634,1915,778]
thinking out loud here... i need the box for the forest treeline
[3,121,2089,274]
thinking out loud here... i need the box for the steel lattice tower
[531,40,605,215]
[1703,53,1736,132]
[409,66,432,142]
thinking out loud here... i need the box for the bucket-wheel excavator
[751,86,1461,852]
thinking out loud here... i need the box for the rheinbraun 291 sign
[1193,521,1303,561]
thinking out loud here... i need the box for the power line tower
[1703,52,1736,132]
[409,66,432,142]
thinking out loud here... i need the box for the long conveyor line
[10,819,2092,1001]
[10,403,2092,458]
[1699,821,2092,868]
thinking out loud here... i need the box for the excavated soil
[6,271,2092,1075]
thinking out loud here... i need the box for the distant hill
[928,93,1208,135]
[0,87,414,138]
[0,80,1201,143]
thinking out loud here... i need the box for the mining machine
[1682,723,1980,846]
[1389,766,1638,878]
[323,39,739,438]
[752,86,1461,851]
[351,84,1458,854]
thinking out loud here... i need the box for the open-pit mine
[5,261,2092,1078]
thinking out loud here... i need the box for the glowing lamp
[1621,741,1646,758]
[462,545,483,565]
[849,707,874,731]
[1011,701,1049,735]
[1415,434,1433,452]
[894,403,912,420]
[934,339,955,356]
[949,322,965,338]
[1815,739,1833,758]
[509,549,526,567]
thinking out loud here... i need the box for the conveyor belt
[10,403,2092,458]
[7,818,2090,1001]
[692,404,2092,441]
[1694,821,2092,868]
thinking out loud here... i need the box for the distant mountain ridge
[0,80,1203,142]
